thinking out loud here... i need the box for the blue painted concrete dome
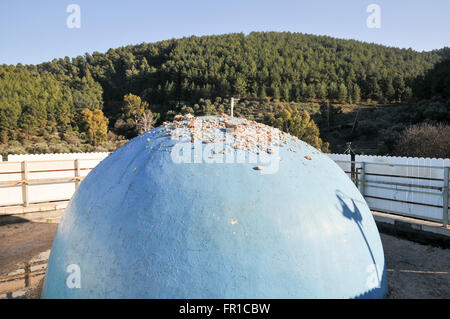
[42,115,387,298]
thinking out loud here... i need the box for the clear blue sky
[1,0,449,65]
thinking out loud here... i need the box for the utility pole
[351,108,360,134]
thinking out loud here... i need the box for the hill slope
[0,32,449,152]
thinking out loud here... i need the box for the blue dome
[42,115,387,298]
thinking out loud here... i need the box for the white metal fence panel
[26,160,77,204]
[362,162,445,222]
[0,157,107,207]
[78,159,103,177]
[0,152,447,225]
[7,152,110,162]
[328,154,449,225]
[0,162,23,206]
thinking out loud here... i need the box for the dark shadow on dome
[336,191,363,224]
[336,190,383,297]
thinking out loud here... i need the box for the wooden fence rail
[0,153,448,227]
[0,158,106,208]
[0,250,50,297]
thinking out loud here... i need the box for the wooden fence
[0,158,107,209]
[0,152,448,227]
[0,250,49,297]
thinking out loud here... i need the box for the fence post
[443,167,449,228]
[345,142,356,185]
[359,162,366,197]
[74,159,81,189]
[24,262,31,287]
[350,153,356,185]
[21,161,29,206]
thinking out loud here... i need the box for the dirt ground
[0,221,57,275]
[0,221,448,299]
[382,233,450,298]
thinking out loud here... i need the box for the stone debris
[146,114,301,156]
[224,121,237,129]
[305,155,312,160]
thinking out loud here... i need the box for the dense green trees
[0,32,449,154]
[413,58,450,100]
[0,65,73,142]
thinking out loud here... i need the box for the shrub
[267,107,329,152]
[26,142,50,154]
[394,123,450,158]
[49,142,71,154]
[68,145,84,153]
[5,144,26,155]
[100,140,123,152]
[63,132,82,145]
[93,145,108,152]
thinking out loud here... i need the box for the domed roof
[42,114,387,298]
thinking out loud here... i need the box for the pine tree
[338,83,348,102]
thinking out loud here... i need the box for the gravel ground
[0,221,448,299]
[382,233,450,298]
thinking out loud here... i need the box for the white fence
[0,154,109,207]
[0,152,448,226]
[328,154,450,226]
[7,152,110,162]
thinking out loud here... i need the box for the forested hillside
[0,32,449,155]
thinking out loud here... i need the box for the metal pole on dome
[230,97,239,118]
[230,97,234,117]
